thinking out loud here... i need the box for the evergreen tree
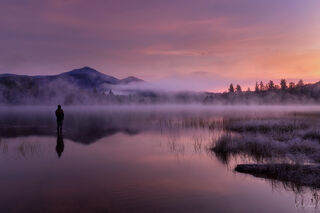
[268,80,275,90]
[280,79,287,90]
[255,82,259,92]
[297,79,304,87]
[228,83,234,93]
[289,82,295,89]
[236,84,242,93]
[259,81,264,91]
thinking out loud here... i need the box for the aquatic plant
[235,163,320,189]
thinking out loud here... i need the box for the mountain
[0,66,143,88]
[119,76,143,84]
[0,67,144,105]
[2,66,143,84]
[58,67,121,88]
[57,67,143,88]
[1,67,320,105]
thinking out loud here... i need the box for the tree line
[228,79,304,93]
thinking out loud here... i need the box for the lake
[0,105,319,213]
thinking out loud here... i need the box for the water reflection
[56,132,64,158]
[268,174,320,212]
[1,106,320,212]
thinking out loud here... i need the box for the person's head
[57,105,61,109]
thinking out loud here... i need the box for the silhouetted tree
[280,79,287,90]
[247,87,251,92]
[268,80,275,90]
[297,79,304,87]
[255,82,259,92]
[109,89,114,96]
[236,84,242,93]
[259,81,265,91]
[289,82,295,89]
[229,84,234,93]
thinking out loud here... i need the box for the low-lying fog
[2,104,320,112]
[1,104,319,144]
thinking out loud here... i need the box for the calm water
[0,106,319,213]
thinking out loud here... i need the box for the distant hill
[57,67,143,88]
[0,67,144,105]
[1,67,319,105]
[0,66,143,89]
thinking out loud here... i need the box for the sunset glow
[1,0,320,91]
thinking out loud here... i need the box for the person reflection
[55,105,64,134]
[56,131,64,158]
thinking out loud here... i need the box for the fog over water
[1,105,320,212]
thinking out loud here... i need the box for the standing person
[55,105,64,134]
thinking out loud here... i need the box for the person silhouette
[55,105,64,134]
[56,131,64,158]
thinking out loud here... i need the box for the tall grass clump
[212,117,320,164]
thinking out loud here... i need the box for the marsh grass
[212,116,320,162]
[192,135,204,154]
[0,140,8,154]
[17,141,40,158]
[235,163,320,189]
[158,117,225,131]
[211,115,320,191]
[303,131,320,142]
[224,119,308,134]
[212,134,285,163]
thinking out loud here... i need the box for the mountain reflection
[0,125,140,144]
[0,107,224,144]
[236,164,320,212]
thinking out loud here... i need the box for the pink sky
[0,0,320,91]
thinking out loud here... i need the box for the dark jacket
[55,109,64,121]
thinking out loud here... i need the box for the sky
[0,0,320,91]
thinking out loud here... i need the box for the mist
[1,79,320,106]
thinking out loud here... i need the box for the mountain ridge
[0,66,143,84]
[0,66,146,105]
[0,67,320,105]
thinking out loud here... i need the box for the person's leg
[57,120,62,133]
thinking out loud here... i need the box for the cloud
[0,0,319,88]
